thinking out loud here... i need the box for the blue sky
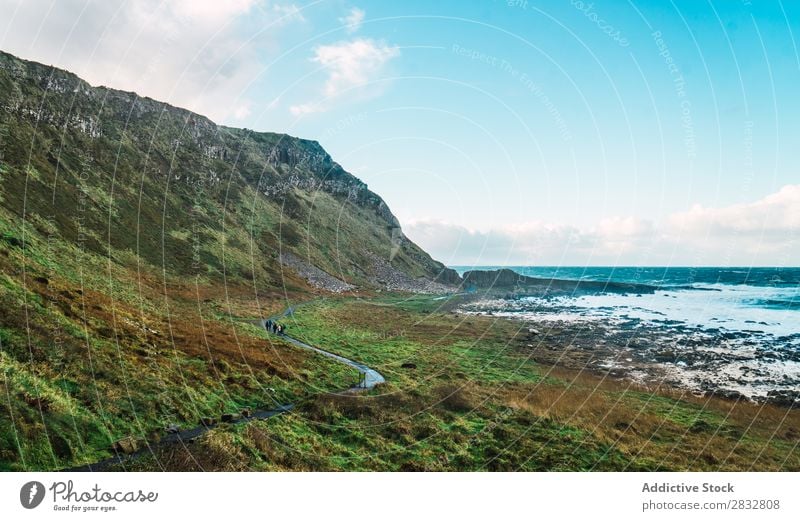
[2,0,798,265]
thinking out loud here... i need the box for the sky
[1,0,798,266]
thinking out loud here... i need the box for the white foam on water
[460,284,800,400]
[494,283,798,338]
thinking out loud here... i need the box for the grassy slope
[125,296,799,471]
[0,49,447,470]
[0,220,361,470]
[0,49,465,471]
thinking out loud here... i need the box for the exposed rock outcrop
[366,253,455,294]
[279,252,356,293]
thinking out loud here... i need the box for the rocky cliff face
[0,50,389,222]
[0,49,459,290]
[462,269,529,288]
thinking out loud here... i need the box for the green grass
[160,295,794,472]
[0,242,361,470]
[7,291,798,471]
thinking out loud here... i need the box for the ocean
[452,266,800,402]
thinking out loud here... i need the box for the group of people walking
[264,319,285,335]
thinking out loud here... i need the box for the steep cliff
[0,49,459,290]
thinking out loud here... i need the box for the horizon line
[447,265,800,269]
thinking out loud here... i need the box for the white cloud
[289,103,320,116]
[661,184,800,264]
[596,216,654,238]
[403,218,653,266]
[0,0,305,123]
[403,186,800,266]
[668,184,800,235]
[290,38,399,116]
[313,38,399,97]
[339,7,365,34]
[171,0,258,22]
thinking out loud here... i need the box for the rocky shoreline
[460,297,800,407]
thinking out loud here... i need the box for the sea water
[453,266,800,400]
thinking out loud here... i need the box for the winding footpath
[64,307,384,471]
[259,307,385,389]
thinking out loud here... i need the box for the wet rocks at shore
[459,298,800,406]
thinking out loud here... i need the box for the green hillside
[0,50,456,470]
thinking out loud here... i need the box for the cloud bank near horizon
[403,185,800,267]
